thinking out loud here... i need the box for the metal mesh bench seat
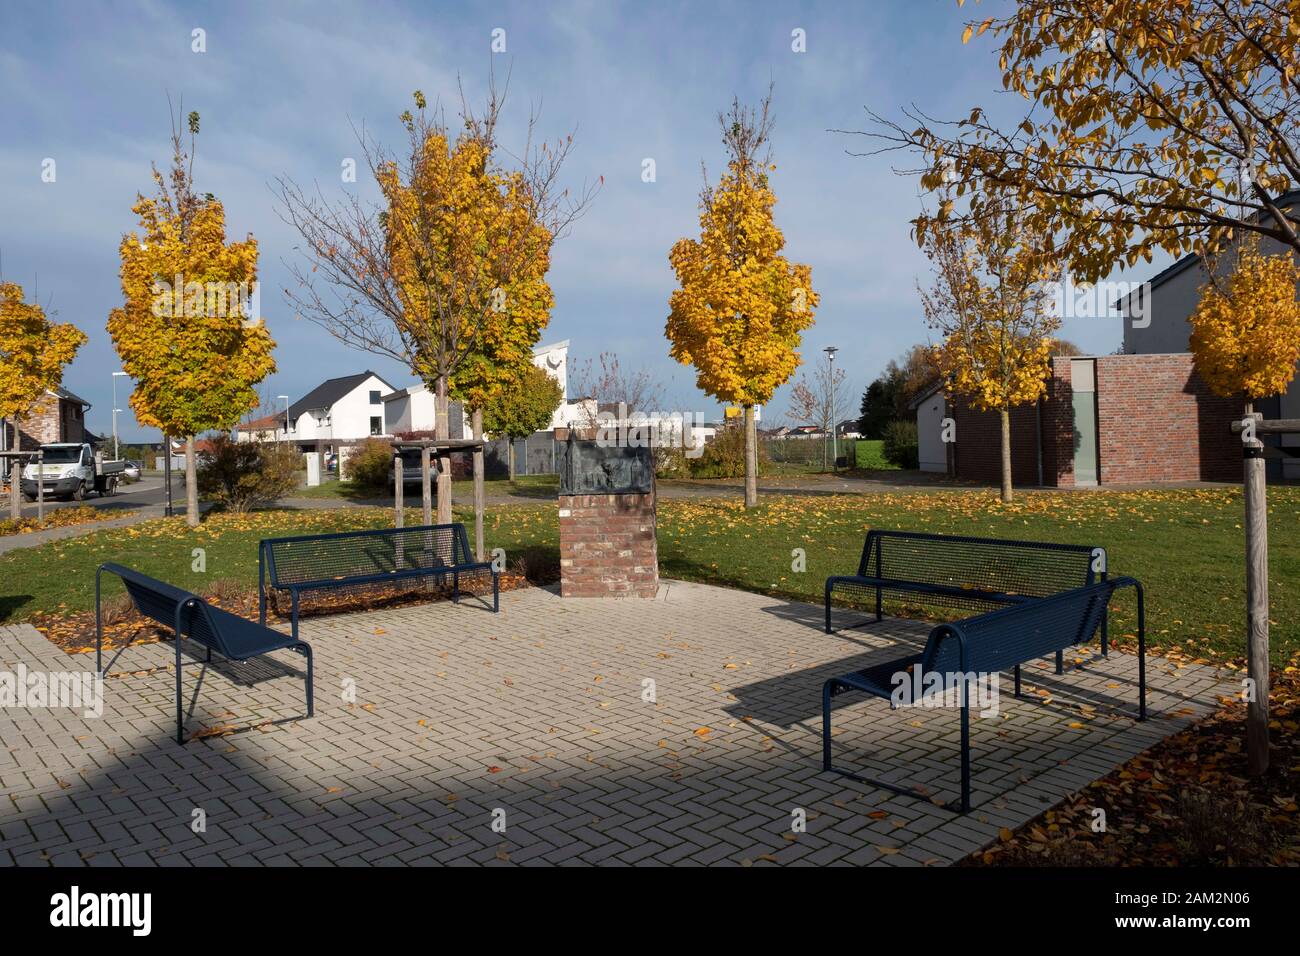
[259,522,499,640]
[96,562,313,743]
[825,530,1109,672]
[822,577,1145,813]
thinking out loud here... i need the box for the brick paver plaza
[0,581,1234,866]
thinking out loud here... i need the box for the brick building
[0,387,93,451]
[948,353,1242,487]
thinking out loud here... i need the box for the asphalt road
[3,475,178,520]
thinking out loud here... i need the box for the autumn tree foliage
[1190,240,1300,406]
[0,283,86,518]
[919,199,1060,503]
[278,81,594,525]
[855,0,1300,282]
[482,362,563,479]
[108,110,275,527]
[667,90,818,507]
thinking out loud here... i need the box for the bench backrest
[261,523,475,589]
[102,562,223,652]
[858,530,1099,609]
[922,579,1122,675]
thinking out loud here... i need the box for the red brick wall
[558,491,659,597]
[1094,354,1239,484]
[953,354,1241,487]
[952,360,1072,486]
[4,393,65,449]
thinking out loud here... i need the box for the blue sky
[0,0,1161,442]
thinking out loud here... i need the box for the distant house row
[235,340,719,475]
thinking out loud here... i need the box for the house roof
[1116,188,1300,309]
[238,413,284,431]
[288,371,394,420]
[907,378,945,411]
[50,386,91,408]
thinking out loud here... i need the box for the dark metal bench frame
[822,577,1145,813]
[258,522,500,641]
[825,530,1109,673]
[96,562,314,744]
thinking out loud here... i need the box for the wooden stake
[1243,413,1270,776]
[394,454,404,528]
[472,407,485,561]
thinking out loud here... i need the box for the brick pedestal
[558,491,658,597]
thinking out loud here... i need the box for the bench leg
[95,569,103,675]
[452,571,459,604]
[959,700,971,813]
[291,590,300,644]
[1013,664,1021,698]
[493,571,499,613]
[1101,613,1109,657]
[821,679,835,771]
[175,631,184,745]
[875,584,882,622]
[1055,649,1063,674]
[299,644,314,718]
[823,581,833,634]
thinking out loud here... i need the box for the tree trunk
[435,376,452,526]
[744,405,758,509]
[1242,405,1270,775]
[998,408,1013,504]
[507,437,516,482]
[185,436,199,527]
[472,407,485,562]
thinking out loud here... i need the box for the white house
[382,340,594,436]
[281,371,397,453]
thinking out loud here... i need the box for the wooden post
[8,459,19,522]
[394,453,404,528]
[472,408,485,561]
[421,445,433,527]
[1242,410,1270,776]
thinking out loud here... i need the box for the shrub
[881,419,919,470]
[345,438,394,491]
[197,434,301,512]
[688,426,769,479]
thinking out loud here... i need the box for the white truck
[21,443,126,501]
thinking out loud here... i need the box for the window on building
[370,416,382,436]
[370,390,382,404]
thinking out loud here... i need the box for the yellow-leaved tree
[1188,239,1300,777]
[920,198,1060,503]
[0,283,87,517]
[278,83,593,527]
[108,111,277,527]
[1189,242,1300,407]
[667,90,817,508]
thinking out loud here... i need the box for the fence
[762,436,857,472]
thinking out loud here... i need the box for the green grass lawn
[2,486,1295,665]
[854,439,898,470]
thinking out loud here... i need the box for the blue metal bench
[822,577,1145,813]
[825,530,1109,672]
[259,522,499,641]
[96,563,314,744]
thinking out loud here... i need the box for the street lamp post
[824,346,839,471]
[111,372,128,460]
